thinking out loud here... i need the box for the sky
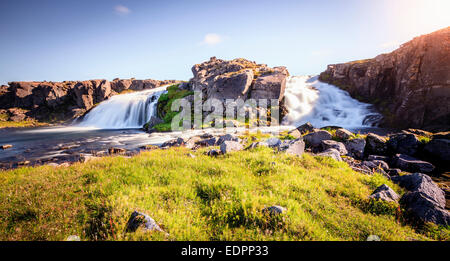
[0,0,449,85]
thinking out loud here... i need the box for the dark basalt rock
[369,184,400,202]
[321,140,347,155]
[424,139,450,162]
[303,130,332,148]
[393,154,435,173]
[365,133,388,155]
[344,138,366,159]
[387,133,420,156]
[125,211,165,233]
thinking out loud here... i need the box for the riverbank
[1,146,448,241]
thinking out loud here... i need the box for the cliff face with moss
[319,27,450,130]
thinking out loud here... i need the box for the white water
[282,76,381,128]
[77,86,167,129]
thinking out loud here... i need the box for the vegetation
[0,146,447,241]
[0,120,49,129]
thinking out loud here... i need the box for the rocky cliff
[0,78,179,123]
[319,27,450,130]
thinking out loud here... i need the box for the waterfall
[282,76,382,128]
[77,86,167,129]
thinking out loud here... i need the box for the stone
[400,191,450,226]
[282,139,305,157]
[250,66,289,101]
[367,155,389,162]
[66,235,81,241]
[245,142,261,150]
[287,129,302,139]
[424,139,450,162]
[366,235,381,241]
[108,147,127,154]
[344,138,366,159]
[387,133,420,156]
[320,140,347,155]
[207,149,220,157]
[335,128,354,140]
[303,130,332,147]
[1,144,13,150]
[319,27,450,129]
[262,138,282,148]
[365,133,388,155]
[362,160,389,171]
[125,211,165,233]
[393,154,435,173]
[369,184,400,202]
[143,116,164,131]
[161,138,185,148]
[262,206,287,215]
[388,169,402,176]
[217,134,239,146]
[316,148,342,161]
[196,137,218,147]
[295,122,315,135]
[220,141,243,154]
[432,132,450,140]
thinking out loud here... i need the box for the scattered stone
[217,134,239,146]
[362,160,389,171]
[184,136,202,149]
[220,141,244,154]
[303,130,332,147]
[17,161,30,166]
[366,235,381,241]
[161,138,185,148]
[207,149,220,157]
[79,154,98,163]
[108,147,127,154]
[262,138,282,148]
[283,139,305,157]
[295,122,315,135]
[316,148,342,161]
[287,129,302,139]
[66,235,81,241]
[387,133,420,156]
[262,206,287,215]
[424,139,450,162]
[321,140,348,155]
[140,145,159,150]
[365,133,388,155]
[125,211,165,233]
[335,128,354,140]
[369,184,400,202]
[388,169,402,176]
[367,155,389,162]
[1,144,13,150]
[393,154,435,173]
[196,137,218,147]
[344,138,366,159]
[245,142,261,150]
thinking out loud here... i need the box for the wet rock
[387,133,420,156]
[369,184,400,202]
[220,141,244,154]
[365,133,388,155]
[282,139,305,157]
[303,130,332,147]
[262,205,287,215]
[316,148,342,162]
[393,154,435,173]
[335,128,354,140]
[125,211,165,233]
[344,138,366,159]
[321,140,347,155]
[424,139,450,162]
[1,144,13,150]
[295,122,315,135]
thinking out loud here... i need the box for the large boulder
[295,122,315,135]
[369,184,400,202]
[344,138,366,159]
[393,154,435,173]
[250,67,289,101]
[316,148,342,162]
[281,139,305,157]
[220,141,244,154]
[387,133,420,156]
[424,139,450,162]
[319,27,450,129]
[365,133,388,155]
[391,173,445,207]
[335,128,354,140]
[303,130,332,147]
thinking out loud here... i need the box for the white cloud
[201,33,223,46]
[114,5,131,16]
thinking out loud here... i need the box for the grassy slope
[0,147,447,241]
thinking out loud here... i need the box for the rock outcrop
[0,78,179,122]
[319,27,450,130]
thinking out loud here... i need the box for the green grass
[0,120,49,129]
[0,146,447,241]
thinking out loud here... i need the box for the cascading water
[282,76,382,128]
[77,86,167,129]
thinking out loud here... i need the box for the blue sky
[0,0,449,85]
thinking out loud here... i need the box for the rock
[405,129,432,137]
[362,160,389,171]
[251,67,289,101]
[108,147,127,154]
[400,191,450,226]
[217,134,239,146]
[316,148,342,161]
[365,133,388,155]
[245,142,261,150]
[139,145,159,150]
[161,138,185,148]
[319,27,450,129]
[320,140,348,155]
[143,116,164,131]
[366,235,381,241]
[282,139,305,157]
[66,235,81,241]
[369,184,400,202]
[387,133,420,156]
[388,169,402,176]
[125,211,165,233]
[295,122,315,135]
[220,141,244,154]
[432,132,450,140]
[207,149,220,157]
[262,206,287,215]
[367,155,389,162]
[262,138,282,148]
[393,154,435,173]
[1,144,13,150]
[344,138,366,159]
[196,137,218,147]
[391,173,445,208]
[79,154,98,163]
[335,128,354,140]
[424,139,450,162]
[303,130,332,147]
[287,129,302,139]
